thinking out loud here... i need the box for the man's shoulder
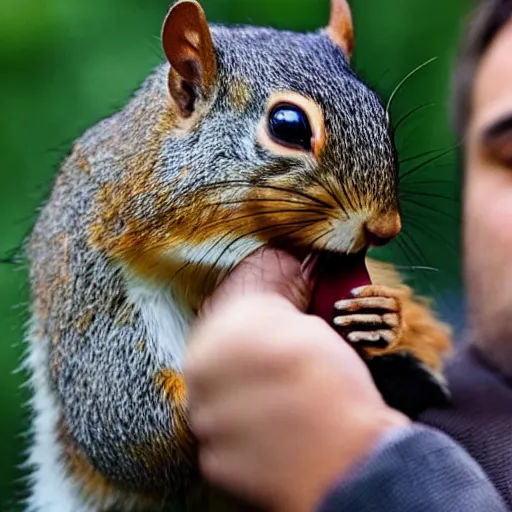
[425,342,512,414]
[420,342,512,508]
[318,425,507,512]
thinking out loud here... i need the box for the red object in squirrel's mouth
[306,251,372,324]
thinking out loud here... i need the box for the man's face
[465,20,512,372]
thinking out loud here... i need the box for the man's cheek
[465,181,512,298]
[485,191,512,249]
[463,183,489,247]
[465,171,512,245]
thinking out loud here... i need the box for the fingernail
[351,286,366,297]
[334,299,350,310]
[347,333,361,343]
[333,316,345,326]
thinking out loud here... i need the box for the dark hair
[453,0,512,139]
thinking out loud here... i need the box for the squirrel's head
[93,0,400,307]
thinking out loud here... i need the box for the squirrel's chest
[127,282,194,370]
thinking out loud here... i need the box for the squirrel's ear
[326,0,354,59]
[162,0,217,118]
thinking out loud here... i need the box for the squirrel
[25,0,452,510]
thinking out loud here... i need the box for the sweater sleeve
[317,425,507,512]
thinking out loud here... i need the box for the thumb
[201,248,312,317]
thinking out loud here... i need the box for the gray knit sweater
[421,344,512,508]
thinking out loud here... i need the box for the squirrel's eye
[268,103,313,152]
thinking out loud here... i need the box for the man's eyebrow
[483,114,512,142]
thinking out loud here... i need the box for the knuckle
[181,358,197,383]
[183,348,207,384]
[298,317,336,351]
[304,315,330,333]
[199,449,223,484]
[189,408,211,440]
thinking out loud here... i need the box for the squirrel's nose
[364,213,401,247]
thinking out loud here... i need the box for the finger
[350,285,401,299]
[346,330,394,346]
[199,446,233,489]
[333,313,400,330]
[201,248,311,316]
[334,297,398,313]
[333,314,383,328]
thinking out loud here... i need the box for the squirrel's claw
[344,329,394,348]
[333,284,403,351]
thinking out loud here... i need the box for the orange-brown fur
[326,0,354,57]
[155,370,196,464]
[367,258,452,370]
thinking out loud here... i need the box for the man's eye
[268,103,313,152]
[486,134,512,167]
[483,116,512,167]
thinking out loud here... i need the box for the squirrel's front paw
[333,284,403,355]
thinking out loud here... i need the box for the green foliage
[0,0,470,508]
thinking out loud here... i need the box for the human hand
[185,248,410,512]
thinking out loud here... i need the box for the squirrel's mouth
[305,250,371,324]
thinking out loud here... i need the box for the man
[420,0,512,506]
[184,0,512,510]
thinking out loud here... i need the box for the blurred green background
[0,0,470,509]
